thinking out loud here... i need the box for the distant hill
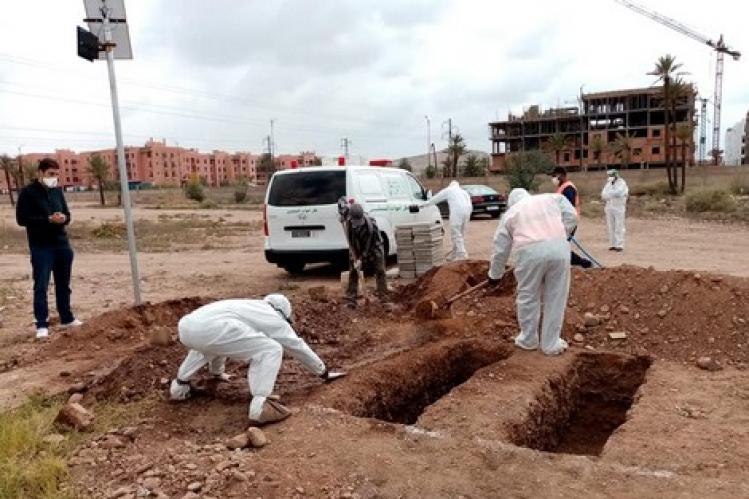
[394,150,491,176]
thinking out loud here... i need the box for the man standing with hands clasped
[16,158,82,340]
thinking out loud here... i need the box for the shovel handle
[446,280,490,305]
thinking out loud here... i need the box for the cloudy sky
[1,0,747,160]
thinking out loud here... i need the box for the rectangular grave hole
[510,352,651,456]
[324,340,511,425]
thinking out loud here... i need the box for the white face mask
[41,177,58,188]
[551,177,560,186]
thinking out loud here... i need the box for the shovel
[414,279,490,320]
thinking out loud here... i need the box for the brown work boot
[249,399,291,426]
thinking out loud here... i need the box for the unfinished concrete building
[489,86,696,172]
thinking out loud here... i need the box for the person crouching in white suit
[169,294,345,425]
[601,169,628,252]
[423,180,472,260]
[487,189,578,355]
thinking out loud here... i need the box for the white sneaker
[36,327,49,340]
[60,319,83,329]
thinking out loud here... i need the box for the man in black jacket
[342,203,388,308]
[16,158,82,339]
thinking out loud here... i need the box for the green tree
[397,158,412,172]
[446,133,467,177]
[425,163,437,179]
[234,176,248,203]
[1,154,15,206]
[589,135,606,172]
[258,153,274,183]
[504,150,553,192]
[184,174,205,202]
[87,153,110,206]
[675,124,693,193]
[611,132,635,169]
[545,132,568,167]
[461,154,485,177]
[649,54,687,194]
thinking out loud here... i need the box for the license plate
[291,230,311,238]
[486,205,499,211]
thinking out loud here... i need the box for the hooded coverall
[170,299,326,419]
[601,176,629,250]
[424,180,472,260]
[488,189,578,355]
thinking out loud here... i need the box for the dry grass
[0,213,261,253]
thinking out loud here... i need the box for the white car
[263,165,443,274]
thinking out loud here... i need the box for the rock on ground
[55,402,95,431]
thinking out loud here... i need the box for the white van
[263,165,443,274]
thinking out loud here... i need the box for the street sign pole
[101,8,141,305]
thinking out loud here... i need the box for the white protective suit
[488,189,578,355]
[424,180,472,260]
[601,175,628,250]
[169,295,326,420]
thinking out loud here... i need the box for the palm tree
[589,135,606,172]
[545,132,568,167]
[1,154,15,206]
[611,133,634,169]
[446,133,467,177]
[648,54,685,195]
[87,153,110,206]
[675,124,693,193]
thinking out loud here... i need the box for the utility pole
[442,118,454,177]
[340,138,351,161]
[269,119,275,159]
[425,115,431,169]
[81,0,141,305]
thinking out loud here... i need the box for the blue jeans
[30,245,75,328]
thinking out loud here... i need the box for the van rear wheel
[281,261,305,275]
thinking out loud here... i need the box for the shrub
[199,199,217,209]
[503,150,552,192]
[685,189,737,213]
[234,179,248,203]
[92,222,126,239]
[628,181,671,197]
[184,176,205,202]
[728,175,749,196]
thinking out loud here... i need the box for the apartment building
[489,86,696,172]
[1,139,320,191]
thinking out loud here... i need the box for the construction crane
[614,0,741,165]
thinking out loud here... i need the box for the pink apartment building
[1,139,319,192]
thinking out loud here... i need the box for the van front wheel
[281,261,305,275]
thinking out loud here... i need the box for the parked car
[437,184,506,219]
[264,165,443,274]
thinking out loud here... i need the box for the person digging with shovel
[342,203,388,309]
[487,188,578,355]
[169,294,345,425]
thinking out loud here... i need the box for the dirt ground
[1,203,749,498]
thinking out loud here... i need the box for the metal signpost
[79,0,142,304]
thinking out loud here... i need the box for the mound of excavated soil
[395,260,489,307]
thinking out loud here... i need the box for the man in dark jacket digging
[342,203,388,308]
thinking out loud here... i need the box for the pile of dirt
[395,260,489,308]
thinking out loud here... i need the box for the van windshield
[267,170,346,206]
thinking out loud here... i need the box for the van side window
[383,175,409,199]
[405,174,427,201]
[356,173,385,199]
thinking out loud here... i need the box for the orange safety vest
[556,180,580,215]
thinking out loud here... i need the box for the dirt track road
[2,205,749,345]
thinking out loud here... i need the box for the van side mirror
[409,205,420,213]
[425,190,432,200]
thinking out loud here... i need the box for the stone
[187,482,203,492]
[121,426,138,440]
[231,470,249,482]
[142,477,161,490]
[308,286,329,302]
[149,327,172,346]
[160,377,169,386]
[107,487,132,499]
[573,333,585,343]
[696,356,723,371]
[184,463,198,471]
[68,393,84,404]
[296,486,306,495]
[55,402,95,431]
[226,433,249,450]
[68,382,88,394]
[100,435,126,449]
[43,433,66,446]
[247,427,268,448]
[583,312,599,328]
[618,306,630,314]
[180,493,200,499]
[608,331,628,340]
[657,309,668,318]
[599,304,610,313]
[659,285,669,294]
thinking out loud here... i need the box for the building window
[652,146,661,154]
[633,148,642,156]
[563,153,570,162]
[653,129,661,137]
